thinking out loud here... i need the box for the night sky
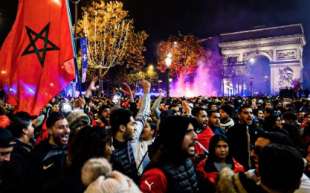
[1,0,310,77]
[121,0,310,63]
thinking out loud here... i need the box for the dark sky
[121,0,310,63]
[1,0,310,65]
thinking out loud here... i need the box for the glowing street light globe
[165,52,173,68]
[249,57,256,64]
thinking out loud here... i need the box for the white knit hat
[84,171,141,193]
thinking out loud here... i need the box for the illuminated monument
[219,24,306,96]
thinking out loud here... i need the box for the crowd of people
[0,79,310,193]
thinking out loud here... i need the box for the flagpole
[69,0,81,97]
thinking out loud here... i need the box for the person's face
[297,112,305,122]
[215,140,229,161]
[25,122,35,142]
[102,108,110,119]
[49,118,70,146]
[210,104,218,111]
[125,116,136,140]
[171,106,180,115]
[103,140,114,161]
[197,110,208,127]
[257,110,264,120]
[209,112,221,127]
[219,109,229,120]
[265,102,272,109]
[0,146,13,162]
[141,122,154,141]
[239,108,253,125]
[181,123,197,157]
[251,137,271,173]
[303,114,310,127]
[275,117,282,129]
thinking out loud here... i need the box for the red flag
[0,0,75,115]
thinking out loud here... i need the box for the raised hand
[140,80,151,94]
[120,82,134,102]
[182,100,191,116]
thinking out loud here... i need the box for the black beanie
[0,129,14,148]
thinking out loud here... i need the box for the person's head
[81,158,112,186]
[84,171,141,193]
[110,109,135,142]
[264,101,273,109]
[208,134,232,163]
[219,104,234,121]
[251,131,294,174]
[0,129,15,163]
[169,103,181,115]
[99,105,111,119]
[238,105,253,125]
[141,121,156,141]
[159,116,197,159]
[66,110,91,137]
[69,126,113,170]
[263,107,274,119]
[8,112,34,144]
[282,112,298,125]
[297,111,306,123]
[192,107,208,128]
[208,110,221,128]
[302,113,310,128]
[257,109,264,121]
[209,103,218,111]
[46,111,70,146]
[259,144,304,193]
[274,115,283,129]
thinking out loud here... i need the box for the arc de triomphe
[219,24,306,95]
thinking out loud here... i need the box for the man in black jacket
[140,116,201,193]
[227,105,256,170]
[30,111,70,193]
[0,128,15,193]
[8,112,35,192]
[110,80,151,183]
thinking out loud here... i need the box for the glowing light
[170,60,217,97]
[167,52,172,58]
[22,83,36,96]
[9,88,17,94]
[49,82,55,87]
[185,89,194,98]
[165,52,173,68]
[1,70,7,74]
[148,65,154,71]
[51,0,62,6]
[249,58,256,64]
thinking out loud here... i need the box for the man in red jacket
[192,107,214,155]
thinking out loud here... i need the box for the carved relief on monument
[278,67,294,88]
[276,49,297,60]
[224,54,240,64]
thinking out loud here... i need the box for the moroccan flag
[0,0,75,115]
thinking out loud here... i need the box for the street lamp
[165,52,172,97]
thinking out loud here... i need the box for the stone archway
[219,24,306,95]
[247,55,271,95]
